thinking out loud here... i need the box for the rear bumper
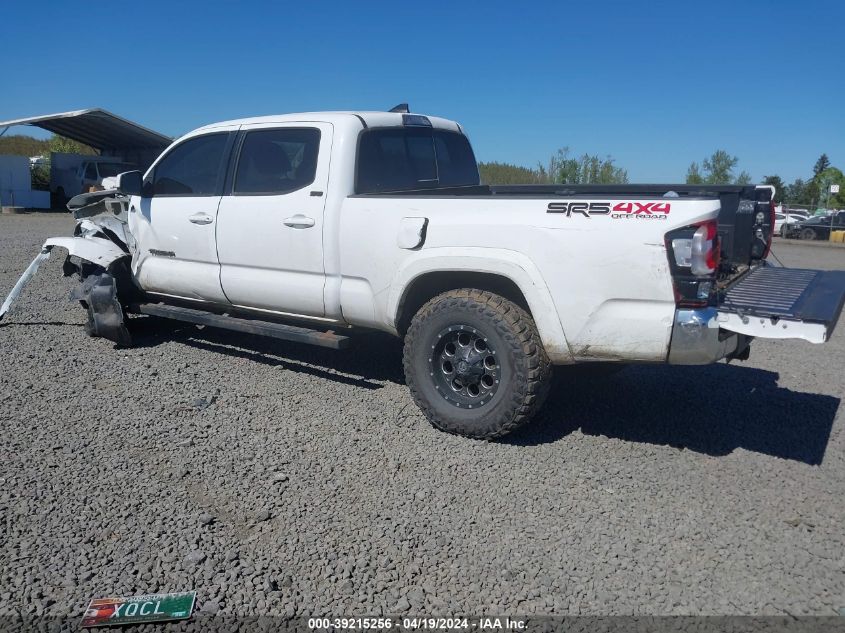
[668,266,845,364]
[667,308,741,365]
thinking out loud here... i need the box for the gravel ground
[1,214,844,620]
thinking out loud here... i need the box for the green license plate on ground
[81,591,196,627]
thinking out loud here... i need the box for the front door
[215,122,332,317]
[129,129,236,304]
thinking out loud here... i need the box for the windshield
[97,163,133,178]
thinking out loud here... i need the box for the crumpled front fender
[44,236,127,267]
[0,236,130,322]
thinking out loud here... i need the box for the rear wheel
[800,227,817,241]
[403,289,551,440]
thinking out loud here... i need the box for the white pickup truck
[3,107,845,439]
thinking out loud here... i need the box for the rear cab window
[356,126,479,194]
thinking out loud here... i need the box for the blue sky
[2,0,843,183]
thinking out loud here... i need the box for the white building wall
[0,155,50,208]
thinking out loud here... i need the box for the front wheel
[403,289,551,440]
[800,227,817,241]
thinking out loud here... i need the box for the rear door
[129,129,236,303]
[215,122,332,317]
[718,266,845,343]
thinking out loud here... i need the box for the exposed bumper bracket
[667,308,740,365]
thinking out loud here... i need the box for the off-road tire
[403,289,551,440]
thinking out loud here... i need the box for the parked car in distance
[777,210,811,237]
[783,213,845,240]
[50,153,137,205]
[776,212,808,236]
[774,212,788,234]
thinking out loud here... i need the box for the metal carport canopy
[0,108,171,152]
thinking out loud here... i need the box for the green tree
[784,178,820,207]
[785,178,808,205]
[479,148,629,185]
[48,134,95,155]
[0,134,52,156]
[543,147,628,184]
[813,153,830,176]
[478,161,544,185]
[686,162,704,184]
[815,166,845,208]
[702,150,738,184]
[762,175,786,204]
[31,164,50,190]
[805,180,821,208]
[734,170,752,185]
[688,150,749,184]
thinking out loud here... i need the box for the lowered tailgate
[717,266,845,343]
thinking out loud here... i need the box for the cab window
[152,133,229,196]
[233,128,320,195]
[84,162,98,180]
[356,128,479,194]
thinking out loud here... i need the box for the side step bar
[134,303,350,349]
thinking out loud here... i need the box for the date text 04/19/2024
[307,617,526,630]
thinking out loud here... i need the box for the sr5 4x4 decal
[547,201,671,219]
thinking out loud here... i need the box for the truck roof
[191,111,463,134]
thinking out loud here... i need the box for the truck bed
[355,183,772,273]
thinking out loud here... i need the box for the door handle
[189,213,214,225]
[283,214,315,229]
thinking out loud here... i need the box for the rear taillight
[691,220,719,275]
[671,220,719,275]
[665,219,720,307]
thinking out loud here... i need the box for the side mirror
[116,170,143,196]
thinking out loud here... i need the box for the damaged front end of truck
[0,190,138,346]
